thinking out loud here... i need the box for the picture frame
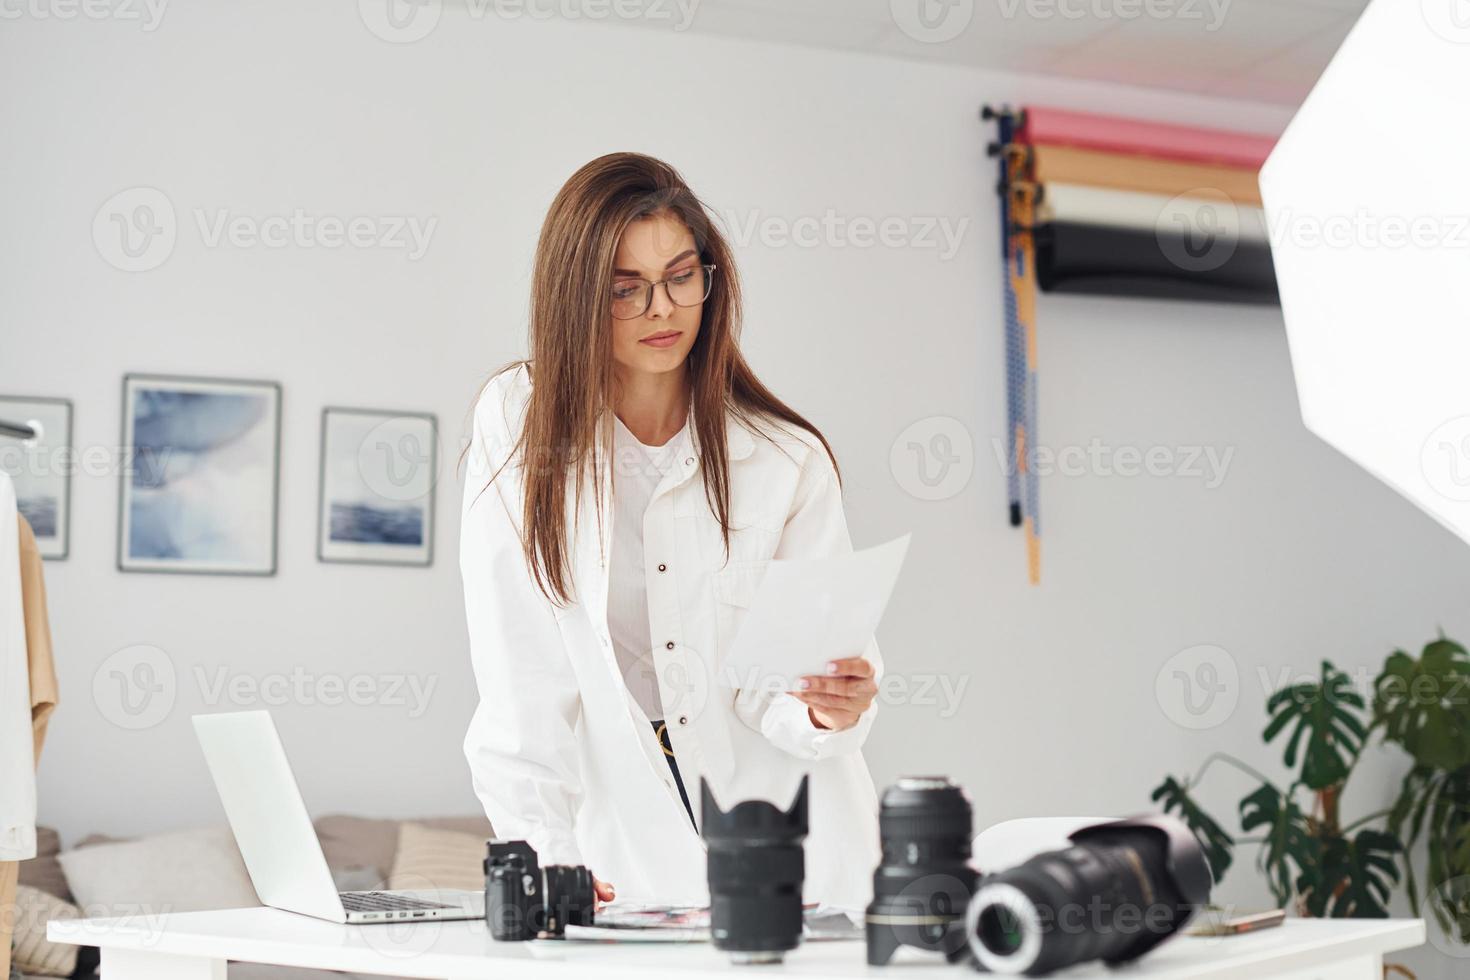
[0,395,74,560]
[316,407,437,567]
[118,374,281,576]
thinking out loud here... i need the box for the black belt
[651,719,697,831]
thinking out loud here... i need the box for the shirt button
[665,641,675,650]
[684,457,694,466]
[678,716,688,726]
[657,563,667,572]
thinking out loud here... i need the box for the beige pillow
[18,826,70,901]
[58,826,260,915]
[10,884,80,977]
[386,823,486,893]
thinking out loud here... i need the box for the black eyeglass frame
[610,263,718,320]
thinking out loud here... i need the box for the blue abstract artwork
[120,378,279,574]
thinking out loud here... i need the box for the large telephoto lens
[700,776,808,965]
[865,776,979,966]
[963,815,1211,976]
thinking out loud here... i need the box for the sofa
[12,814,493,980]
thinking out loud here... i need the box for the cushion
[313,816,400,882]
[314,815,493,881]
[18,826,69,902]
[386,823,486,893]
[58,827,260,915]
[10,884,79,977]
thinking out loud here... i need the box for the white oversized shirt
[459,364,881,910]
[607,413,691,723]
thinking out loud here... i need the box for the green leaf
[1373,639,1470,771]
[1264,661,1367,790]
[1314,829,1401,919]
[1240,783,1314,907]
[1151,776,1234,883]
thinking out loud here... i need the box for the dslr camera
[483,839,596,941]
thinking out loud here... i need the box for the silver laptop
[193,710,485,924]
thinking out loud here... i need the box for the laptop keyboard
[341,891,456,912]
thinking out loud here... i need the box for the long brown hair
[476,152,839,608]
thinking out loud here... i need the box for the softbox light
[1260,0,1470,542]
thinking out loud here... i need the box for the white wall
[3,5,1468,969]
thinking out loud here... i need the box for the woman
[459,152,882,912]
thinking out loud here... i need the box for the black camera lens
[865,776,979,966]
[542,864,596,936]
[963,815,1211,976]
[700,776,808,965]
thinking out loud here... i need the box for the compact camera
[483,839,596,941]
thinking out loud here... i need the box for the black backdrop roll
[1033,221,1279,305]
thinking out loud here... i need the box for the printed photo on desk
[117,374,281,575]
[316,407,437,567]
[0,395,72,559]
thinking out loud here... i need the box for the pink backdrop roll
[1017,106,1276,171]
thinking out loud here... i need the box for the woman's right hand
[594,875,616,907]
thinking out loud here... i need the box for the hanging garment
[18,515,57,764]
[1017,107,1276,170]
[1033,221,1279,305]
[1039,183,1271,245]
[0,474,36,863]
[1,482,54,978]
[1029,144,1263,207]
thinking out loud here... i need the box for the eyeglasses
[611,263,717,320]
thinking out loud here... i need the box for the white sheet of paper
[718,534,910,690]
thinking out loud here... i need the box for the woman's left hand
[792,657,877,732]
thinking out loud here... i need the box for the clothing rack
[0,418,37,440]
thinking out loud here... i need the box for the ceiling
[592,0,1367,106]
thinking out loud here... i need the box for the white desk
[50,908,1424,980]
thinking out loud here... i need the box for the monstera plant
[1152,637,1470,944]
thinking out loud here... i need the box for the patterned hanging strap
[1006,165,1041,586]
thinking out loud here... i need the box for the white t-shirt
[607,412,691,723]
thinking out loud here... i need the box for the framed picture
[119,374,281,575]
[317,407,437,567]
[0,396,73,560]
